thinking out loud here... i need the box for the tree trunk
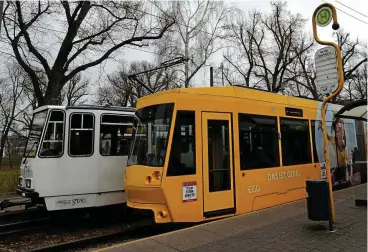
[0,136,6,168]
[43,81,63,105]
[6,138,13,169]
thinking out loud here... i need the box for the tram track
[0,207,48,223]
[0,208,164,252]
[25,220,197,252]
[0,217,52,238]
[25,219,155,252]
[0,206,198,252]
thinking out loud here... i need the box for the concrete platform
[96,184,367,252]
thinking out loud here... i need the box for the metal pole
[221,63,224,86]
[129,76,154,94]
[128,57,188,94]
[210,67,213,87]
[312,3,344,228]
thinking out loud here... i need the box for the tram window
[280,118,312,166]
[84,114,94,128]
[100,114,133,156]
[208,120,231,192]
[39,110,65,157]
[167,111,196,176]
[311,120,319,163]
[127,103,174,167]
[238,114,279,170]
[69,113,94,156]
[355,121,367,162]
[71,114,82,128]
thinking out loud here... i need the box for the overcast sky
[94,0,368,96]
[1,0,367,101]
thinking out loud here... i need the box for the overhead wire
[321,0,368,25]
[335,0,368,18]
[333,6,368,24]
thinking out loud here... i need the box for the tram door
[202,112,235,217]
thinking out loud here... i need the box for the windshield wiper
[22,140,38,164]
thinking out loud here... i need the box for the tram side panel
[158,95,321,222]
[233,99,321,214]
[125,99,176,222]
[153,95,321,222]
[95,112,134,207]
[157,105,204,223]
[40,110,98,210]
[32,109,133,211]
[125,87,367,224]
[125,96,205,223]
[162,94,239,222]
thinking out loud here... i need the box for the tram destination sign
[315,46,338,95]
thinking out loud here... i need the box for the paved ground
[96,184,367,252]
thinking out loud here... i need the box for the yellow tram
[125,86,367,223]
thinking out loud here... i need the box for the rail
[0,217,52,238]
[26,219,155,252]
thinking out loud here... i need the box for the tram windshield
[128,103,174,167]
[24,110,48,157]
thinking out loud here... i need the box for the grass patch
[1,158,22,169]
[0,168,19,194]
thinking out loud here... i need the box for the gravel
[0,219,148,251]
[0,207,196,252]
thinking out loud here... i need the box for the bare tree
[220,2,312,93]
[60,73,89,106]
[339,61,367,101]
[331,30,367,102]
[252,1,312,92]
[154,0,229,87]
[334,30,368,81]
[2,1,175,106]
[0,62,28,167]
[96,60,178,107]
[288,35,320,100]
[221,9,261,87]
[292,30,367,101]
[352,61,368,99]
[97,63,134,107]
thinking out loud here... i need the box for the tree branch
[65,20,175,82]
[61,1,72,24]
[345,58,367,80]
[15,1,51,76]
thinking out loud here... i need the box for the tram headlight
[25,179,32,188]
[153,171,161,180]
[158,210,167,218]
[18,177,23,186]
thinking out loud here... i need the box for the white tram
[17,105,135,211]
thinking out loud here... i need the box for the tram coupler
[0,197,32,211]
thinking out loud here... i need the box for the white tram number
[248,185,260,193]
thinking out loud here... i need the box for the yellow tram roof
[138,86,322,109]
